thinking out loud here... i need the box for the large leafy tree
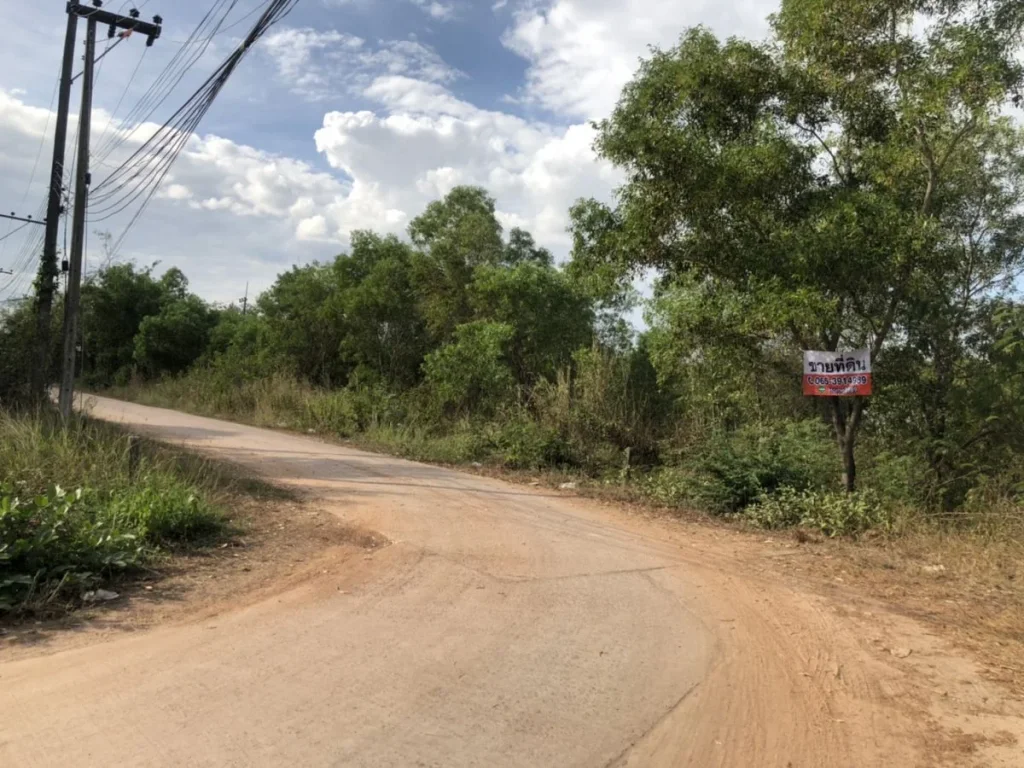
[339,231,430,388]
[409,186,505,341]
[81,264,191,384]
[470,263,593,387]
[134,295,216,377]
[257,263,348,387]
[571,1,1024,491]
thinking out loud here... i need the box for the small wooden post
[622,446,633,483]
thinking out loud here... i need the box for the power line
[0,71,60,265]
[0,222,32,244]
[92,0,240,164]
[90,0,301,259]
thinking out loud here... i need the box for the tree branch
[796,121,846,185]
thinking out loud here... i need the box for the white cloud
[503,0,776,119]
[0,90,348,303]
[410,0,458,21]
[262,28,463,101]
[312,76,621,250]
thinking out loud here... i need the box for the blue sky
[0,0,775,304]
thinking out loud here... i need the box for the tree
[572,3,1024,492]
[340,232,430,388]
[469,263,593,386]
[409,186,505,341]
[134,296,216,377]
[81,263,177,384]
[257,263,348,387]
[504,228,553,267]
[422,321,515,418]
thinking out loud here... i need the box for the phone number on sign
[806,375,869,387]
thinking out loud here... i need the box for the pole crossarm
[67,1,162,46]
[0,212,46,226]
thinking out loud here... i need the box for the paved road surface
[0,396,931,766]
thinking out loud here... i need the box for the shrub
[0,411,226,613]
[487,417,570,469]
[107,482,223,546]
[640,466,701,507]
[0,484,145,610]
[747,487,892,537]
[689,421,838,513]
[304,390,360,436]
[423,321,516,418]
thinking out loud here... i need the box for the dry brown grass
[784,512,1024,694]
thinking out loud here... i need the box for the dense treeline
[3,0,1024,536]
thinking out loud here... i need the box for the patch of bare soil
[764,531,1024,696]
[713,528,1024,766]
[1,486,388,661]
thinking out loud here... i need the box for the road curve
[0,396,926,767]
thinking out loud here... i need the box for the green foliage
[0,485,144,610]
[423,321,516,418]
[81,263,193,384]
[339,233,430,388]
[486,414,570,469]
[0,299,60,407]
[504,227,553,267]
[0,411,225,612]
[747,487,892,537]
[470,263,593,386]
[574,4,1024,491]
[134,295,216,377]
[257,262,349,387]
[687,421,838,513]
[105,482,222,546]
[410,186,506,341]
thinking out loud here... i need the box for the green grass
[0,409,231,614]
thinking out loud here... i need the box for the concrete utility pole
[56,1,162,418]
[241,282,249,315]
[58,13,96,419]
[31,8,78,403]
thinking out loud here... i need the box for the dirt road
[1,396,1020,766]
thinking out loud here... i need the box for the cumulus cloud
[410,0,458,21]
[503,0,776,119]
[0,90,346,303]
[312,76,620,250]
[262,28,463,101]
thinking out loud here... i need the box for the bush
[107,482,222,546]
[747,487,892,537]
[423,321,516,418]
[689,421,838,513]
[487,417,570,469]
[0,411,226,613]
[640,466,700,507]
[0,484,145,610]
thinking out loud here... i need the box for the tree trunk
[841,428,857,493]
[830,397,864,493]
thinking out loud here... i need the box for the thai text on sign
[803,350,872,397]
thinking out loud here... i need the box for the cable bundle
[88,0,300,255]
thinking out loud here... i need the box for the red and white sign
[803,349,872,397]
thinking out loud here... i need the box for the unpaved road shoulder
[1,395,1021,767]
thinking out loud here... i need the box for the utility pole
[31,7,78,403]
[58,14,96,419]
[241,282,249,315]
[55,1,162,418]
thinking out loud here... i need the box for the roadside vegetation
[0,410,226,615]
[2,0,1023,553]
